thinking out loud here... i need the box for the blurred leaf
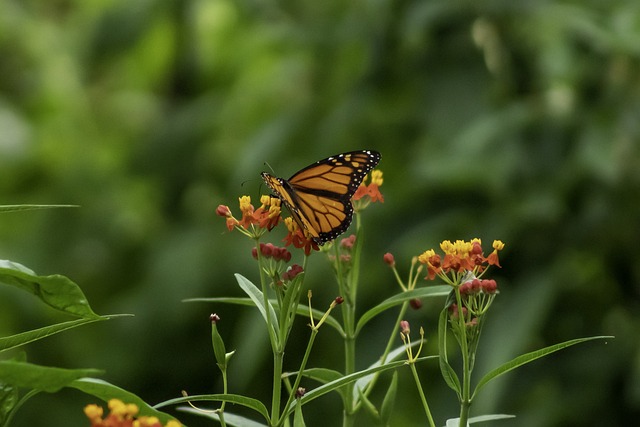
[70,378,180,425]
[445,414,516,426]
[355,286,450,334]
[0,380,18,425]
[0,361,102,393]
[380,371,398,425]
[0,205,79,213]
[177,407,268,426]
[0,260,101,319]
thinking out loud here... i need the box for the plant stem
[272,349,284,426]
[409,363,436,427]
[281,327,319,423]
[455,287,471,427]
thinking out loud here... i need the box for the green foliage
[0,0,637,425]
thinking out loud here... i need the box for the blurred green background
[1,0,639,425]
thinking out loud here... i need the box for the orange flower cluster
[354,170,384,205]
[418,239,504,281]
[217,195,282,234]
[84,399,181,427]
[282,217,318,255]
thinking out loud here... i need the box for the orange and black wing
[261,150,380,245]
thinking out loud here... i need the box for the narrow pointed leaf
[185,297,345,336]
[178,407,268,427]
[293,399,306,427]
[234,274,279,334]
[0,314,128,353]
[287,356,435,417]
[0,361,102,393]
[0,260,100,319]
[472,336,614,399]
[356,286,450,334]
[438,307,461,396]
[380,371,398,425]
[70,378,179,424]
[0,204,79,213]
[157,393,270,423]
[446,414,516,426]
[353,341,423,402]
[285,368,347,405]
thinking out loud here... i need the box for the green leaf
[0,361,102,393]
[185,297,345,336]
[0,260,100,319]
[356,386,380,421]
[177,407,268,426]
[0,314,129,353]
[446,414,516,426]
[352,342,423,403]
[472,335,614,400]
[285,368,347,406]
[234,274,279,334]
[438,307,461,397]
[211,319,228,370]
[157,393,270,424]
[355,286,450,334]
[293,399,306,427]
[287,357,435,417]
[380,371,398,425]
[70,378,180,424]
[0,380,18,425]
[287,367,343,384]
[0,204,79,213]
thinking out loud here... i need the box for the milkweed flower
[354,170,384,209]
[283,217,319,256]
[418,239,504,284]
[216,195,283,240]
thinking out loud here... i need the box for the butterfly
[261,150,381,245]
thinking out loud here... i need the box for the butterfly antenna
[263,161,275,174]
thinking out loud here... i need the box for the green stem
[280,327,319,423]
[272,350,284,426]
[254,239,283,425]
[409,363,436,427]
[455,287,472,427]
[219,368,228,427]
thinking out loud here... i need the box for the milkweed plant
[0,169,612,427]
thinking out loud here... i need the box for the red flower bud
[383,252,395,267]
[216,205,232,217]
[409,298,423,310]
[400,320,410,335]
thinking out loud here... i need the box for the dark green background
[1,0,638,425]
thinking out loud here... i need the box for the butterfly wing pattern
[261,150,381,245]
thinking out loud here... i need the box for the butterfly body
[262,150,381,245]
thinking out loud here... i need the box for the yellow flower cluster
[84,399,181,427]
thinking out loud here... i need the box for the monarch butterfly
[261,150,381,245]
